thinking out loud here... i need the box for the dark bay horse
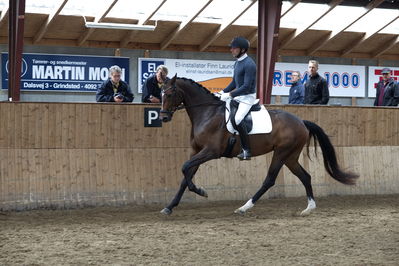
[159,75,358,215]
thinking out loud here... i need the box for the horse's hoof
[300,207,316,216]
[199,187,208,198]
[160,208,172,215]
[234,208,245,215]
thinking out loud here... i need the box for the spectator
[96,65,134,103]
[288,71,305,104]
[374,68,399,106]
[141,65,169,103]
[304,60,329,105]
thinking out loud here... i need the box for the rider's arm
[223,79,235,94]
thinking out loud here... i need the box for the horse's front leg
[161,148,217,215]
[160,166,198,215]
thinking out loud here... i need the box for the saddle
[229,99,261,132]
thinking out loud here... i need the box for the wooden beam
[120,0,167,48]
[33,0,68,44]
[199,0,256,52]
[281,0,301,18]
[77,0,119,46]
[248,29,258,46]
[341,15,399,56]
[372,35,399,58]
[307,0,385,55]
[279,0,343,49]
[160,0,213,50]
[0,6,9,29]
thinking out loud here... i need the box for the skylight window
[280,3,330,29]
[346,8,399,33]
[60,0,114,17]
[310,6,364,31]
[380,18,399,34]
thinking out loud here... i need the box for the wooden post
[7,0,25,102]
[256,0,282,104]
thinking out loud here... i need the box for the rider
[219,36,257,160]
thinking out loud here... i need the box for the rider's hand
[213,92,221,98]
[220,92,231,101]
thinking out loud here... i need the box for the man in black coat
[141,65,169,103]
[374,68,399,106]
[304,60,329,105]
[96,65,134,103]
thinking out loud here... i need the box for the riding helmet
[229,36,250,51]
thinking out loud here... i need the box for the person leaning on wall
[288,71,305,104]
[141,65,169,103]
[304,60,329,105]
[96,65,134,103]
[374,68,399,107]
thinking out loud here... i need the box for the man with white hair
[96,65,134,102]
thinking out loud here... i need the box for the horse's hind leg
[234,151,286,214]
[285,160,316,216]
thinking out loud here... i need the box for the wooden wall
[0,102,398,210]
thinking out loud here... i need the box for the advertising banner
[138,58,365,97]
[272,63,365,97]
[1,53,129,92]
[367,66,399,97]
[138,58,234,93]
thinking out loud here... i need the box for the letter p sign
[144,108,162,127]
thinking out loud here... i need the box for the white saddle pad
[225,99,272,135]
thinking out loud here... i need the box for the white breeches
[234,93,257,125]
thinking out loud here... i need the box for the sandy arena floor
[1,195,398,265]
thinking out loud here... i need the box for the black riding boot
[236,122,251,160]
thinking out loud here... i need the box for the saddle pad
[225,99,272,135]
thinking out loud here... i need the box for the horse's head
[160,74,184,122]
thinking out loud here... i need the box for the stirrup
[237,149,251,160]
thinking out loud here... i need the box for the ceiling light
[85,22,156,31]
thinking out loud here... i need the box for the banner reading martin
[138,58,365,97]
[1,53,129,92]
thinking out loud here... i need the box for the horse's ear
[171,73,177,84]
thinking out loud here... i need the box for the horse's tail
[303,120,358,185]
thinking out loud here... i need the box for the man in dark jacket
[374,68,399,106]
[141,65,168,103]
[288,71,305,104]
[304,60,329,105]
[96,65,134,103]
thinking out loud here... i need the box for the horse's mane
[177,77,220,100]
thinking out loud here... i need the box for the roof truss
[281,0,301,18]
[77,0,119,46]
[160,0,213,50]
[199,0,257,52]
[33,0,69,44]
[120,0,167,48]
[279,0,343,49]
[0,4,9,30]
[372,35,399,58]
[307,0,385,55]
[341,15,399,56]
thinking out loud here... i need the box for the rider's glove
[220,92,231,101]
[213,91,222,98]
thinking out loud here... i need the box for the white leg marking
[234,198,254,214]
[300,198,316,216]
